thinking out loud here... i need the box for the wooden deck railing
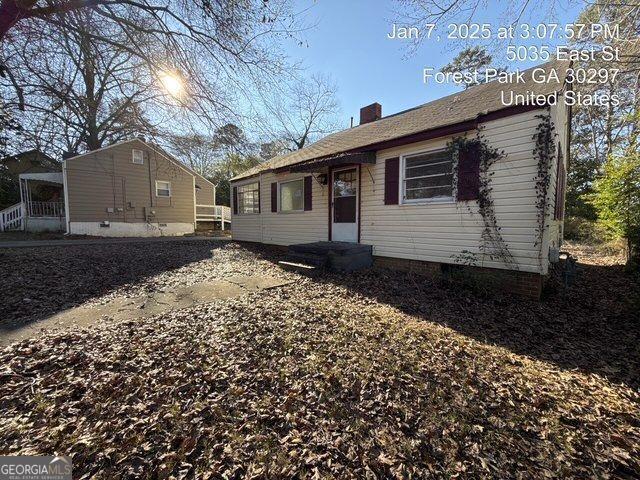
[196,205,231,229]
[0,203,24,231]
[28,201,65,218]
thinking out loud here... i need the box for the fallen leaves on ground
[0,242,638,478]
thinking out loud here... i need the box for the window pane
[280,179,303,211]
[238,182,260,214]
[403,150,453,201]
[405,186,452,200]
[405,151,451,169]
[156,181,170,197]
[334,169,357,197]
[406,174,453,189]
[405,161,452,179]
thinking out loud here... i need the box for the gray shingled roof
[233,60,569,181]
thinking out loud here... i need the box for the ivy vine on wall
[447,113,557,272]
[447,128,517,269]
[532,111,556,254]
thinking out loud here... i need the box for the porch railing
[196,205,231,229]
[28,201,65,218]
[0,203,24,231]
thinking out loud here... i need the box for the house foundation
[373,256,544,299]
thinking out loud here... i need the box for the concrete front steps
[278,241,373,275]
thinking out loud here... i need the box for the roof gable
[63,138,215,188]
[233,60,569,181]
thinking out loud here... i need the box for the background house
[0,150,60,210]
[63,138,227,236]
[1,139,230,236]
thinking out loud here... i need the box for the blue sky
[283,0,585,128]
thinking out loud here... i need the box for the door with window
[331,167,358,243]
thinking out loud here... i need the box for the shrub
[591,152,640,268]
[563,216,606,243]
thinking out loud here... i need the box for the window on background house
[280,179,304,212]
[132,149,144,164]
[401,149,454,203]
[156,180,171,197]
[238,182,260,214]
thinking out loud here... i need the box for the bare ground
[0,241,638,478]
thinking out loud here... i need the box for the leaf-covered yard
[1,241,638,478]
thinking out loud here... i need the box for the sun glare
[160,72,183,97]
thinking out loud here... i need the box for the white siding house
[230,61,570,297]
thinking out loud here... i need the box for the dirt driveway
[0,241,638,478]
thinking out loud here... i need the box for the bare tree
[0,101,21,157]
[2,8,160,155]
[1,0,303,141]
[167,134,220,177]
[167,124,254,177]
[259,139,290,160]
[566,1,639,217]
[394,0,565,54]
[258,74,341,152]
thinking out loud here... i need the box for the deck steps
[279,241,373,274]
[286,252,327,267]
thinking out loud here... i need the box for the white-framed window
[132,149,144,164]
[401,149,454,203]
[156,180,171,197]
[237,182,260,214]
[279,178,304,212]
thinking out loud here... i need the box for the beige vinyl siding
[228,107,570,274]
[361,110,548,274]
[545,97,570,254]
[231,172,329,245]
[65,139,195,224]
[260,172,328,245]
[231,176,263,242]
[194,172,216,219]
[195,173,216,207]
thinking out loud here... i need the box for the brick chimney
[360,102,382,125]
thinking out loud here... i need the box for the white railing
[215,205,231,223]
[0,203,24,231]
[28,201,65,218]
[196,204,231,229]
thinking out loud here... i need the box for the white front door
[331,166,358,243]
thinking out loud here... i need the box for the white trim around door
[331,165,359,243]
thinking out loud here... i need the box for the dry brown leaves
[0,242,638,479]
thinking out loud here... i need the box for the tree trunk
[79,20,101,151]
[0,0,36,41]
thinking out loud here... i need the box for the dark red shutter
[271,182,278,212]
[384,157,399,205]
[457,143,481,201]
[257,183,261,213]
[232,186,238,215]
[304,176,312,211]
